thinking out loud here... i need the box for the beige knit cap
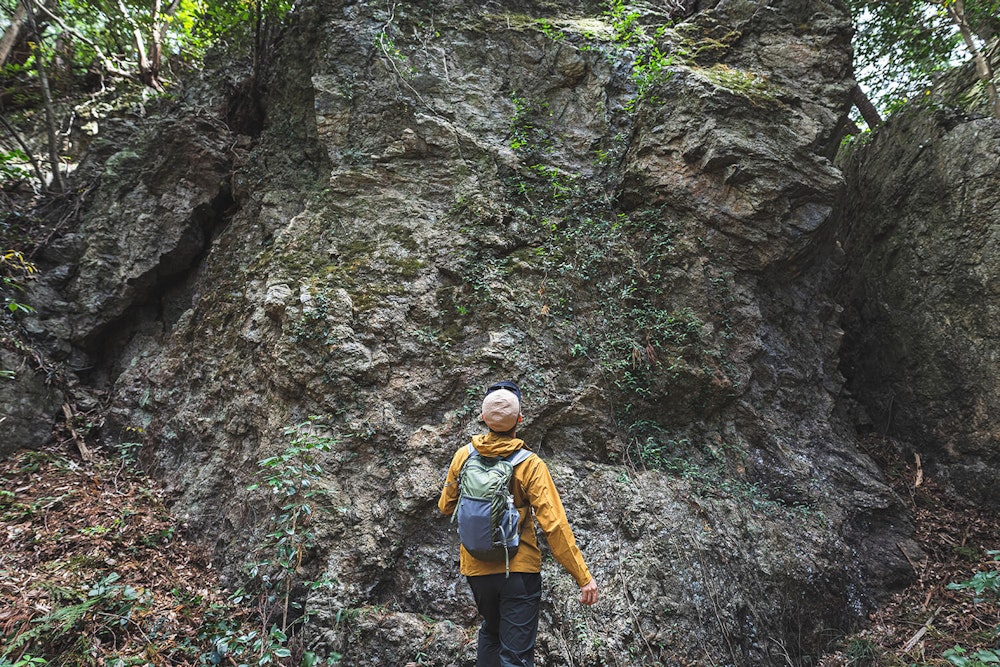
[481,389,520,432]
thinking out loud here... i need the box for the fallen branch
[62,403,93,462]
[902,605,943,653]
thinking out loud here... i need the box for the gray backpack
[452,444,534,573]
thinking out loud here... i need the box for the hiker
[438,380,598,667]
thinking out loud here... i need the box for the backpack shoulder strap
[505,448,533,467]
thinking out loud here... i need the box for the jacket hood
[472,432,525,458]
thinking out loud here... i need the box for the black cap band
[486,380,521,402]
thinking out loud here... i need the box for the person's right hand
[579,579,598,606]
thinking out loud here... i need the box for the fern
[1,598,99,656]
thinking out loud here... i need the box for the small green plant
[1,572,152,661]
[943,644,1000,667]
[631,46,674,100]
[947,554,1000,602]
[841,636,879,666]
[606,0,643,46]
[78,524,111,537]
[226,418,338,664]
[508,94,554,155]
[535,19,565,42]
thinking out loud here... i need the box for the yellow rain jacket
[438,432,593,587]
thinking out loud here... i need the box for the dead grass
[0,446,250,665]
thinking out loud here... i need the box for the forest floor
[0,438,997,666]
[819,436,1000,667]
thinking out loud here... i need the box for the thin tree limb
[0,112,46,186]
[30,0,133,78]
[62,403,93,462]
[22,0,64,192]
[150,0,163,84]
[902,605,944,653]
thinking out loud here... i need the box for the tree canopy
[0,0,293,191]
[0,0,293,93]
[849,0,1000,119]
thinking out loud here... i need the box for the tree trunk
[116,0,161,89]
[149,0,163,85]
[947,0,1000,119]
[852,84,883,129]
[0,3,28,67]
[22,0,64,193]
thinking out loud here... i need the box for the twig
[897,542,921,576]
[95,611,153,645]
[62,403,93,462]
[27,176,100,260]
[693,544,739,665]
[901,605,943,653]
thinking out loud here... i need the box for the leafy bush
[220,418,339,665]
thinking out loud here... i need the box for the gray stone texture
[16,0,997,665]
[839,108,1000,509]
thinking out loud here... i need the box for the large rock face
[21,0,928,664]
[838,108,1000,509]
[0,349,63,457]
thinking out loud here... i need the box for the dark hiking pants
[467,572,542,667]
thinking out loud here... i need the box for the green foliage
[842,637,879,666]
[943,644,1000,667]
[188,0,295,54]
[508,94,555,155]
[0,656,47,667]
[1,0,294,98]
[631,45,674,100]
[535,19,567,42]
[0,150,31,182]
[227,418,337,664]
[0,572,153,661]
[938,554,1000,667]
[604,0,676,109]
[1,249,37,314]
[606,0,644,46]
[946,553,1000,601]
[602,2,747,111]
[849,0,1000,114]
